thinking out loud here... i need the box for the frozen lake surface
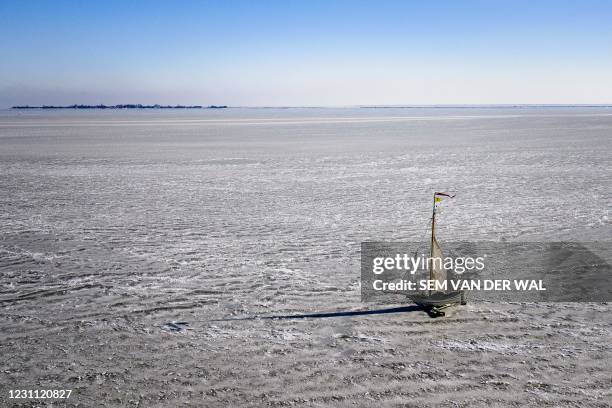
[0,107,610,406]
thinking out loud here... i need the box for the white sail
[430,235,447,286]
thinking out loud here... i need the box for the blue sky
[1,0,611,107]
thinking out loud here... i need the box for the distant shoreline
[11,104,227,110]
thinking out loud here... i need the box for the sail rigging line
[398,208,436,283]
[398,193,454,287]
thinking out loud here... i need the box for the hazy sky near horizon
[1,0,611,107]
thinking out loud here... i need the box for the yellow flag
[435,197,442,203]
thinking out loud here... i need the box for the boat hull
[410,291,464,307]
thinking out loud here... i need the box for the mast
[429,192,454,293]
[430,192,436,283]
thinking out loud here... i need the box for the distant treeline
[11,104,228,109]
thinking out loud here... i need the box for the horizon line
[6,103,612,110]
